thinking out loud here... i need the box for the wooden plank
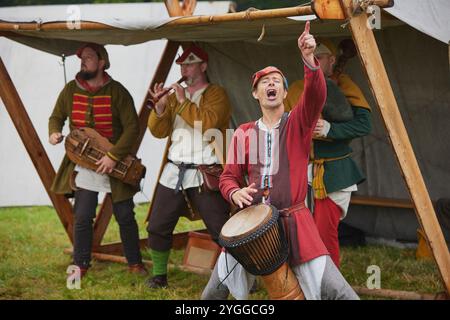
[95,239,148,256]
[63,248,213,276]
[313,0,394,20]
[165,0,184,16]
[353,286,448,300]
[132,40,181,154]
[0,6,314,32]
[89,1,193,258]
[0,57,74,243]
[92,42,182,249]
[339,0,450,295]
[350,195,414,209]
[95,230,196,256]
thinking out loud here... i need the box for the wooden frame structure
[0,0,449,299]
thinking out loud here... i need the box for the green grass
[0,205,444,300]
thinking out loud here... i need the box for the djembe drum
[219,204,304,300]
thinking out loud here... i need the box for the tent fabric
[0,3,174,29]
[1,1,449,241]
[0,1,233,207]
[0,2,232,55]
[202,25,450,242]
[0,0,448,50]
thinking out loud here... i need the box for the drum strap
[279,202,305,267]
[217,252,239,290]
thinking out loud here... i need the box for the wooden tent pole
[353,286,447,300]
[0,6,314,32]
[142,0,197,225]
[93,1,192,251]
[92,1,191,248]
[164,0,184,16]
[0,57,74,242]
[0,1,398,32]
[91,44,182,249]
[132,40,181,154]
[339,0,450,295]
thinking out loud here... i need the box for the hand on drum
[231,183,258,209]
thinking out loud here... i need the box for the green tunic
[48,78,140,203]
[285,74,372,195]
[314,107,371,193]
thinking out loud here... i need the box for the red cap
[76,43,110,70]
[251,66,288,90]
[175,45,209,64]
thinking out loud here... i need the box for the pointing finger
[304,21,310,35]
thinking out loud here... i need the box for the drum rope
[216,252,239,289]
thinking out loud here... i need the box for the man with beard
[49,43,147,278]
[146,45,231,289]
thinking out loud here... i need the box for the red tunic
[219,61,329,264]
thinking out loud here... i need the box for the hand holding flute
[147,77,187,114]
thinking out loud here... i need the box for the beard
[79,68,99,80]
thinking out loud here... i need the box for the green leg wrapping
[151,249,170,276]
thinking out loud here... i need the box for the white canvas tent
[0,1,233,206]
[1,0,448,241]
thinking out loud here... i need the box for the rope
[216,252,239,289]
[59,54,67,85]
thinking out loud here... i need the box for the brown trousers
[147,183,230,251]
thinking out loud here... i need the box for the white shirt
[159,86,219,190]
[74,165,111,193]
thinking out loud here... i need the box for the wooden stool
[182,231,221,272]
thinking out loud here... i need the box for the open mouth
[266,89,277,99]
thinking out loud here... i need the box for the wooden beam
[94,231,196,256]
[95,239,148,256]
[351,195,414,209]
[92,43,182,250]
[0,57,74,242]
[92,2,187,249]
[63,249,213,276]
[339,0,450,295]
[165,0,184,16]
[0,6,315,32]
[353,286,448,300]
[132,40,181,154]
[312,0,394,20]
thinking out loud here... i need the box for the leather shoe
[146,274,168,289]
[128,264,149,276]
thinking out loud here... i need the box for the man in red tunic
[201,22,358,300]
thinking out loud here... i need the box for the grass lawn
[0,204,444,300]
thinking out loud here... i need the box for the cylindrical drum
[219,204,304,300]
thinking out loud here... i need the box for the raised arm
[289,21,327,135]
